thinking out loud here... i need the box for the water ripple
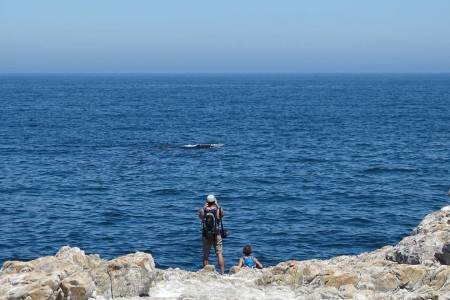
[0,74,449,271]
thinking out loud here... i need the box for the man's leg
[203,249,210,267]
[202,237,211,267]
[217,252,225,275]
[214,235,224,275]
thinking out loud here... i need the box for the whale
[148,143,224,150]
[181,143,224,149]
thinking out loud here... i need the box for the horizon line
[1,72,450,75]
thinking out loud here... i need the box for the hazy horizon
[1,72,450,75]
[1,0,449,73]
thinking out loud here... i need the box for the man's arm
[215,200,224,217]
[198,208,204,219]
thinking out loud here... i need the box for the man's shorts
[202,235,223,254]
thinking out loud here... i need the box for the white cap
[207,194,216,203]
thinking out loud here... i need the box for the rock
[395,264,428,289]
[90,263,112,298]
[107,252,155,298]
[27,285,56,300]
[0,246,156,299]
[197,264,217,277]
[324,270,357,288]
[2,205,450,299]
[60,272,95,300]
[435,242,450,265]
[0,261,35,274]
[386,206,450,265]
[430,265,450,291]
[2,282,42,300]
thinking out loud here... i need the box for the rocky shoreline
[1,206,449,299]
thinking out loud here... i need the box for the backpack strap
[219,208,224,231]
[220,217,224,230]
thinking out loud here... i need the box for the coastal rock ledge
[1,206,450,300]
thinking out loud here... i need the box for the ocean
[0,74,449,272]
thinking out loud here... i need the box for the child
[237,244,263,269]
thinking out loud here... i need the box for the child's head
[243,244,252,256]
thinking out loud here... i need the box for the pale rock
[2,205,450,299]
[40,274,62,291]
[375,271,401,292]
[3,282,56,300]
[325,270,357,288]
[108,252,155,298]
[0,247,156,300]
[436,291,450,299]
[0,261,35,275]
[90,263,112,299]
[61,272,95,300]
[197,264,217,276]
[430,265,450,291]
[395,264,428,289]
[55,246,101,270]
[27,285,56,300]
[387,206,450,265]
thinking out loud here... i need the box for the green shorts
[202,235,223,254]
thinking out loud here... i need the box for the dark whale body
[181,144,223,149]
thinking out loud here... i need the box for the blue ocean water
[0,74,449,272]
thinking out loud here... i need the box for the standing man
[199,194,225,274]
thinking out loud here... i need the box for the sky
[1,0,449,73]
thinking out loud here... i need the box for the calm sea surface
[0,74,449,271]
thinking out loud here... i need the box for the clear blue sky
[1,0,449,73]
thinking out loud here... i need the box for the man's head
[207,194,216,205]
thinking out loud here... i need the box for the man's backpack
[202,207,220,241]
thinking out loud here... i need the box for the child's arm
[237,257,244,268]
[254,257,263,269]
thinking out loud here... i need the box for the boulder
[435,242,450,265]
[60,272,96,300]
[0,247,156,299]
[107,252,155,298]
[2,205,450,299]
[90,263,112,298]
[386,206,450,264]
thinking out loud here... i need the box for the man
[199,194,225,274]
